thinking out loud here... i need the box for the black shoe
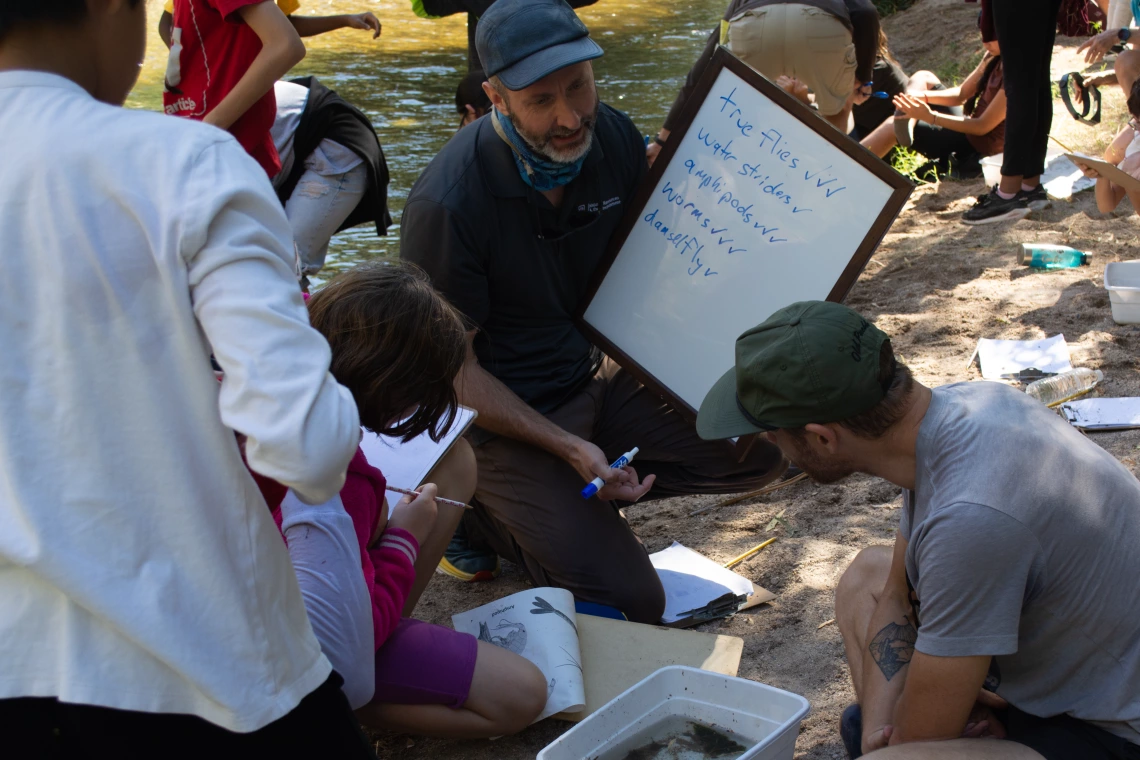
[1019,185,1051,211]
[961,186,1031,225]
[840,703,863,759]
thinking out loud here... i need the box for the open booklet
[452,587,746,724]
[453,588,584,721]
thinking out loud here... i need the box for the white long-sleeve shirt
[0,71,360,732]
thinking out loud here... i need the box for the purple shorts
[373,619,478,709]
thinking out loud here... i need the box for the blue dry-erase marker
[869,91,891,99]
[581,447,640,499]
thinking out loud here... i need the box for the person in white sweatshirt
[0,1,371,755]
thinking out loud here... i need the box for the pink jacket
[269,447,417,651]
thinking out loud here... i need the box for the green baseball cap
[696,301,891,440]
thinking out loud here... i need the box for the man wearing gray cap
[697,301,1140,760]
[401,0,784,622]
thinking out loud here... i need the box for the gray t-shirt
[901,381,1140,744]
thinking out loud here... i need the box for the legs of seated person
[284,155,369,278]
[862,119,900,158]
[864,740,1044,759]
[1116,48,1140,99]
[836,546,894,702]
[402,438,477,616]
[359,626,546,738]
[835,553,1047,760]
[464,359,784,624]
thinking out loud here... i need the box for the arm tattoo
[869,617,918,681]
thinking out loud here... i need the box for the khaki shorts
[725,2,857,117]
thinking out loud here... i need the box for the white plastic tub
[537,666,810,760]
[982,154,1003,187]
[1105,261,1140,324]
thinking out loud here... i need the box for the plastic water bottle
[1025,368,1103,406]
[1018,244,1091,269]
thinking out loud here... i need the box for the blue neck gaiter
[492,107,587,192]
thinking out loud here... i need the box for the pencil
[723,537,777,569]
[1048,134,1076,154]
[387,486,472,510]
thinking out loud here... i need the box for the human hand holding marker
[578,446,654,501]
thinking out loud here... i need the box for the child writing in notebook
[1075,79,1140,215]
[260,262,548,737]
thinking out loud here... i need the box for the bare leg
[835,545,893,701]
[403,438,478,615]
[998,174,1023,195]
[861,119,899,158]
[358,640,548,738]
[1116,48,1140,96]
[905,70,942,95]
[825,101,855,133]
[866,739,1044,759]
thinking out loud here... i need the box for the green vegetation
[933,47,985,87]
[890,146,939,185]
[873,0,917,15]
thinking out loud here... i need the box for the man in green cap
[697,301,1140,760]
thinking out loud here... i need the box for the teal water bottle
[1017,243,1091,269]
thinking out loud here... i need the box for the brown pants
[465,359,786,624]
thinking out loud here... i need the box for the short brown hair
[306,262,468,443]
[787,341,915,440]
[1129,77,1140,120]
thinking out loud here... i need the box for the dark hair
[306,262,468,443]
[1128,77,1140,119]
[0,0,140,40]
[787,340,915,440]
[876,30,900,68]
[456,70,492,114]
[965,54,1001,117]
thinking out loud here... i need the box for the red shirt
[164,0,281,177]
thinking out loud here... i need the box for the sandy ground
[375,3,1140,757]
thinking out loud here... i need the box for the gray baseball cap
[476,0,603,91]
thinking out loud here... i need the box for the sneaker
[436,521,500,582]
[893,114,915,148]
[1019,185,1051,211]
[961,186,1031,225]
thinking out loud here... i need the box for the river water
[132,0,723,282]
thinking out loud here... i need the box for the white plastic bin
[1105,261,1140,324]
[537,666,810,760]
[981,154,1003,187]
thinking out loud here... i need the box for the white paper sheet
[974,335,1072,379]
[358,407,476,513]
[1060,397,1140,430]
[649,542,755,625]
[1041,153,1096,200]
[452,588,584,721]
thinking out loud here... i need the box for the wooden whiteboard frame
[577,47,913,452]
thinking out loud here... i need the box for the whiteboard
[582,50,909,417]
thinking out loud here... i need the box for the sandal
[1060,72,1102,125]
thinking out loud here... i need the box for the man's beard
[784,435,857,485]
[507,98,599,164]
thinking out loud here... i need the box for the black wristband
[1120,27,1131,42]
[653,135,667,147]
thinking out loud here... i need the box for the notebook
[358,406,477,510]
[452,588,745,724]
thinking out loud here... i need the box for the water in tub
[598,716,755,760]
